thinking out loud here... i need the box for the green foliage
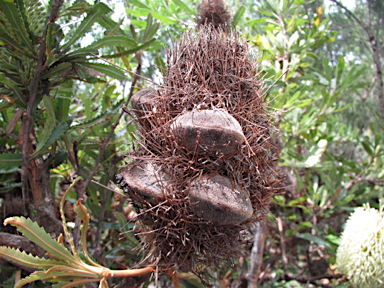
[0,177,154,288]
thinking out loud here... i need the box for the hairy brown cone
[197,0,232,30]
[117,24,279,276]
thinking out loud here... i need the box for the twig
[277,217,288,271]
[246,222,266,288]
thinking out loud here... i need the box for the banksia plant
[336,204,384,287]
[116,5,278,278]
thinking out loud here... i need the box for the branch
[345,177,384,190]
[20,0,64,217]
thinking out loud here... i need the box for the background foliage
[0,0,383,287]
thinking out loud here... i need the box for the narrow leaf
[71,99,123,129]
[64,47,99,60]
[4,216,75,263]
[233,5,246,26]
[296,233,333,251]
[0,246,63,269]
[31,121,69,158]
[55,82,72,122]
[173,0,194,14]
[88,36,137,50]
[42,63,73,79]
[61,3,112,51]
[82,63,125,81]
[100,38,156,58]
[0,153,22,171]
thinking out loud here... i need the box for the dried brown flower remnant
[117,24,278,274]
[197,0,232,30]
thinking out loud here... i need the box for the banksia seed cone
[116,24,278,273]
[336,204,384,287]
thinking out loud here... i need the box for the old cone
[116,22,278,274]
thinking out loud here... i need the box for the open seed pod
[171,109,246,156]
[117,24,278,275]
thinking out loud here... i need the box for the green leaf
[4,216,75,263]
[247,18,268,26]
[361,140,373,157]
[71,99,123,129]
[0,73,27,108]
[89,36,137,50]
[98,15,125,35]
[31,121,70,158]
[61,2,112,51]
[34,96,56,155]
[0,246,62,269]
[82,63,126,81]
[233,5,246,26]
[172,0,195,15]
[64,47,99,60]
[0,27,34,58]
[0,0,33,51]
[296,233,333,251]
[42,63,73,79]
[55,82,73,122]
[128,0,152,10]
[0,153,22,172]
[100,38,156,58]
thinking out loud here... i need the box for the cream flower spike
[336,204,384,287]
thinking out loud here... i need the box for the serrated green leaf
[64,47,99,60]
[100,38,156,59]
[61,3,112,51]
[15,270,98,288]
[71,99,123,129]
[31,121,70,158]
[143,13,153,42]
[42,63,73,79]
[0,246,63,269]
[82,63,125,81]
[89,36,137,50]
[0,0,33,51]
[0,153,22,170]
[233,5,245,26]
[98,15,125,35]
[4,216,75,263]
